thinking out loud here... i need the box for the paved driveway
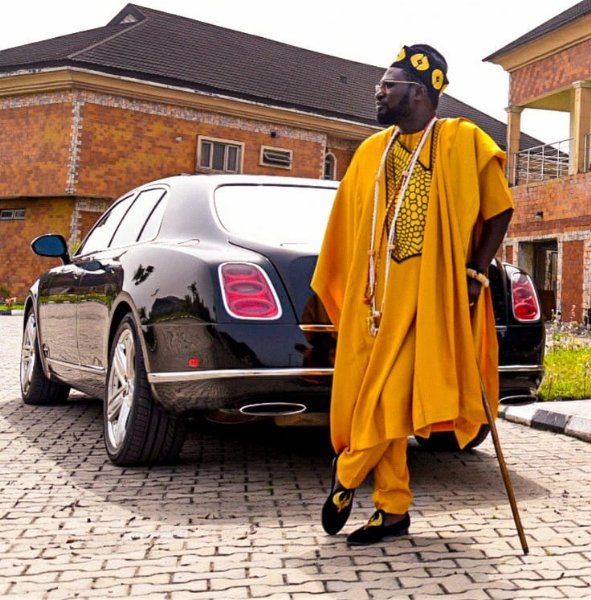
[1,314,589,599]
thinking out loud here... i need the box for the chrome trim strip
[299,324,336,332]
[148,364,542,384]
[498,365,544,373]
[300,324,510,334]
[46,357,106,375]
[299,323,508,333]
[148,367,334,383]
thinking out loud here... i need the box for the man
[311,44,514,546]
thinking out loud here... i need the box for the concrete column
[570,81,591,174]
[506,106,523,185]
[583,238,591,325]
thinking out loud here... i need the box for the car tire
[20,310,70,405]
[414,425,491,451]
[104,314,187,467]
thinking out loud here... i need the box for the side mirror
[31,234,71,264]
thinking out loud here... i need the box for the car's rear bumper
[148,367,333,415]
[148,363,544,414]
[148,367,333,383]
[499,363,545,401]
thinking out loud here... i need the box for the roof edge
[484,0,591,62]
[0,66,380,140]
[68,15,145,60]
[107,3,148,26]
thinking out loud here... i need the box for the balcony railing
[511,133,591,186]
[512,138,572,186]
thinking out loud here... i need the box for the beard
[376,89,412,126]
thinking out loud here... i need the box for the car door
[36,261,85,380]
[76,188,167,375]
[69,193,136,392]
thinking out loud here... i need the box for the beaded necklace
[364,116,437,336]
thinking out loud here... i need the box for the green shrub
[539,319,591,400]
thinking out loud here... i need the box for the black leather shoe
[321,455,355,535]
[346,510,410,546]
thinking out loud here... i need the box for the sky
[0,0,580,143]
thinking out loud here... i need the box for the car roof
[145,173,340,190]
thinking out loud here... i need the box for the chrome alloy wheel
[20,312,37,396]
[106,327,136,451]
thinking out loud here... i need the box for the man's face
[375,67,421,126]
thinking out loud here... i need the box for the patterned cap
[391,44,449,95]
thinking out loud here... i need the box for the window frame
[0,208,25,221]
[323,151,337,180]
[197,136,244,174]
[75,194,136,257]
[109,187,167,249]
[259,146,293,170]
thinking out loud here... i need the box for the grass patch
[0,304,23,311]
[539,328,591,400]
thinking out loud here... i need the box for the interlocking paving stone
[1,314,591,598]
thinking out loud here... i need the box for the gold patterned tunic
[312,118,514,452]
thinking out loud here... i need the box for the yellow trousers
[336,438,412,514]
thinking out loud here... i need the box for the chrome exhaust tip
[239,402,307,417]
[500,394,538,405]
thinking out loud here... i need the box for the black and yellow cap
[391,44,449,95]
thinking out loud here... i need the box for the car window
[137,192,167,242]
[110,188,166,248]
[77,194,135,255]
[213,184,337,249]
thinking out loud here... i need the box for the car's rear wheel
[414,425,491,451]
[104,314,187,467]
[20,310,70,405]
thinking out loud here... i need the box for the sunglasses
[375,80,423,94]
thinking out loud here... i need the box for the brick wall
[77,209,106,242]
[75,94,333,198]
[504,171,591,322]
[0,102,72,197]
[510,38,591,105]
[0,198,74,298]
[326,136,359,181]
[508,172,591,238]
[561,239,585,321]
[0,91,358,201]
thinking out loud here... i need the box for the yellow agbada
[312,118,514,453]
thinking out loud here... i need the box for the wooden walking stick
[479,377,529,555]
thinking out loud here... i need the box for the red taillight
[511,272,541,321]
[219,263,281,319]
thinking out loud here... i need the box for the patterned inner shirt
[385,123,440,262]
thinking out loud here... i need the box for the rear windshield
[213,184,337,249]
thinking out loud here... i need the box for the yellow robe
[311,118,514,452]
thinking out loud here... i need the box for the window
[0,208,25,220]
[324,152,337,180]
[259,146,292,169]
[77,195,135,255]
[138,193,167,242]
[214,183,337,249]
[110,188,166,248]
[198,137,243,173]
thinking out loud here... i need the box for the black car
[20,174,545,465]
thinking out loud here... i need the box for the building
[486,0,591,323]
[0,3,540,299]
